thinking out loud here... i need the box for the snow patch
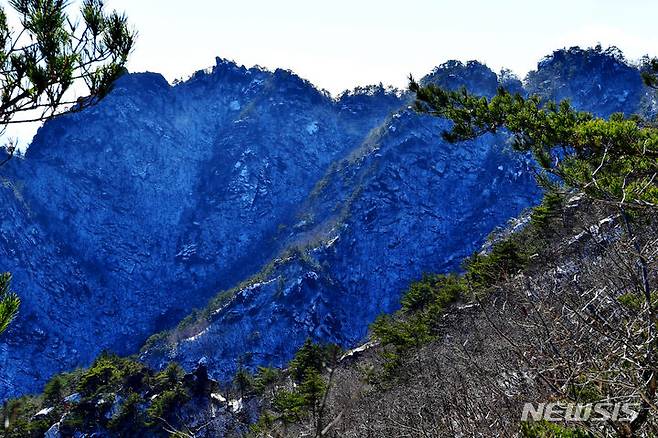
[183,326,210,343]
[211,392,227,403]
[306,121,319,135]
[340,340,378,362]
[34,407,54,417]
[229,398,243,413]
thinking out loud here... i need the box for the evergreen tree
[641,58,658,90]
[409,61,658,436]
[0,273,19,335]
[233,366,253,399]
[409,71,658,208]
[0,0,136,165]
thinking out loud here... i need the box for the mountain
[139,78,540,379]
[0,59,406,400]
[139,47,657,380]
[525,46,648,117]
[0,46,647,402]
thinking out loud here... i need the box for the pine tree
[233,366,253,399]
[410,60,658,436]
[0,273,19,336]
[641,58,658,89]
[0,0,136,165]
[409,70,658,208]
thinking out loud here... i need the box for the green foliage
[401,273,466,312]
[370,274,466,380]
[529,190,564,233]
[146,386,189,426]
[77,352,149,397]
[2,353,200,436]
[617,290,658,312]
[511,189,567,260]
[107,392,147,435]
[77,355,121,396]
[153,362,185,392]
[272,389,306,424]
[269,369,327,425]
[371,314,434,352]
[464,240,529,290]
[289,339,338,382]
[250,411,277,435]
[140,330,170,354]
[1,417,51,438]
[1,397,52,438]
[43,375,64,404]
[372,274,465,347]
[520,421,591,437]
[641,57,658,89]
[370,313,434,381]
[290,339,325,381]
[58,410,86,435]
[570,380,603,403]
[298,369,327,416]
[176,309,202,333]
[410,79,658,208]
[256,341,337,430]
[234,366,255,397]
[253,366,281,394]
[0,0,135,141]
[0,272,20,335]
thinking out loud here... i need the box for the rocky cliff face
[0,59,404,399]
[525,46,650,118]
[140,108,540,379]
[0,47,646,400]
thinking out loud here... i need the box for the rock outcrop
[0,47,647,400]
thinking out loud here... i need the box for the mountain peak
[536,45,629,71]
[420,59,498,97]
[525,45,645,117]
[114,71,171,91]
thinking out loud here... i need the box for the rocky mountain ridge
[0,46,650,401]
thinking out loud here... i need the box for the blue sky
[5,0,658,144]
